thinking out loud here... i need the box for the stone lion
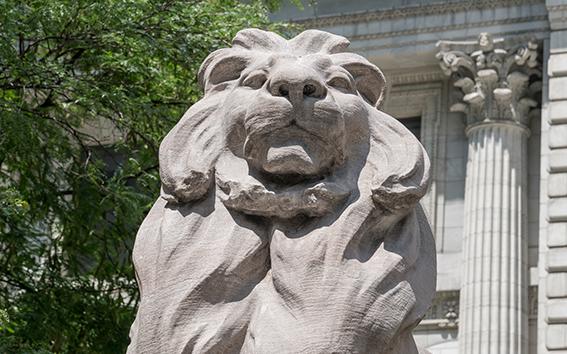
[127,29,436,354]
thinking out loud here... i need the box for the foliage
[0,1,295,352]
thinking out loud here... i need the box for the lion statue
[127,29,436,354]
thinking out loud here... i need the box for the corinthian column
[436,33,541,354]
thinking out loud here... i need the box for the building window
[399,116,421,141]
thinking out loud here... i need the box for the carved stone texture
[127,29,436,354]
[436,33,541,127]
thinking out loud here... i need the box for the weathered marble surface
[127,29,436,354]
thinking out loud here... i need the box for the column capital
[436,33,542,127]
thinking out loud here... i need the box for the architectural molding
[353,30,547,52]
[348,16,547,42]
[295,0,544,28]
[385,67,445,86]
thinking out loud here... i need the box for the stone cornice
[352,30,545,52]
[294,0,544,28]
[347,15,547,42]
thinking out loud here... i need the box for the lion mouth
[244,124,338,178]
[266,143,313,168]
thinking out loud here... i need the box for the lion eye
[243,71,267,89]
[327,76,354,93]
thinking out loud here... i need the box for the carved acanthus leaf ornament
[436,33,541,127]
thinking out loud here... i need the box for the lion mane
[128,29,436,354]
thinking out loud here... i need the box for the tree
[0,1,294,352]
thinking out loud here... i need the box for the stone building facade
[273,1,567,353]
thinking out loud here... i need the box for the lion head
[159,28,429,219]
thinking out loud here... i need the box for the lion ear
[197,29,288,94]
[198,48,250,94]
[332,53,387,108]
[368,110,430,213]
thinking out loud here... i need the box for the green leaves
[1,188,30,219]
[0,1,295,352]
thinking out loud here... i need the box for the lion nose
[268,75,325,103]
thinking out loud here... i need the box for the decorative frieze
[347,16,547,43]
[295,0,544,28]
[356,30,544,52]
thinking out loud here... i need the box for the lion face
[158,29,429,218]
[226,54,352,179]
